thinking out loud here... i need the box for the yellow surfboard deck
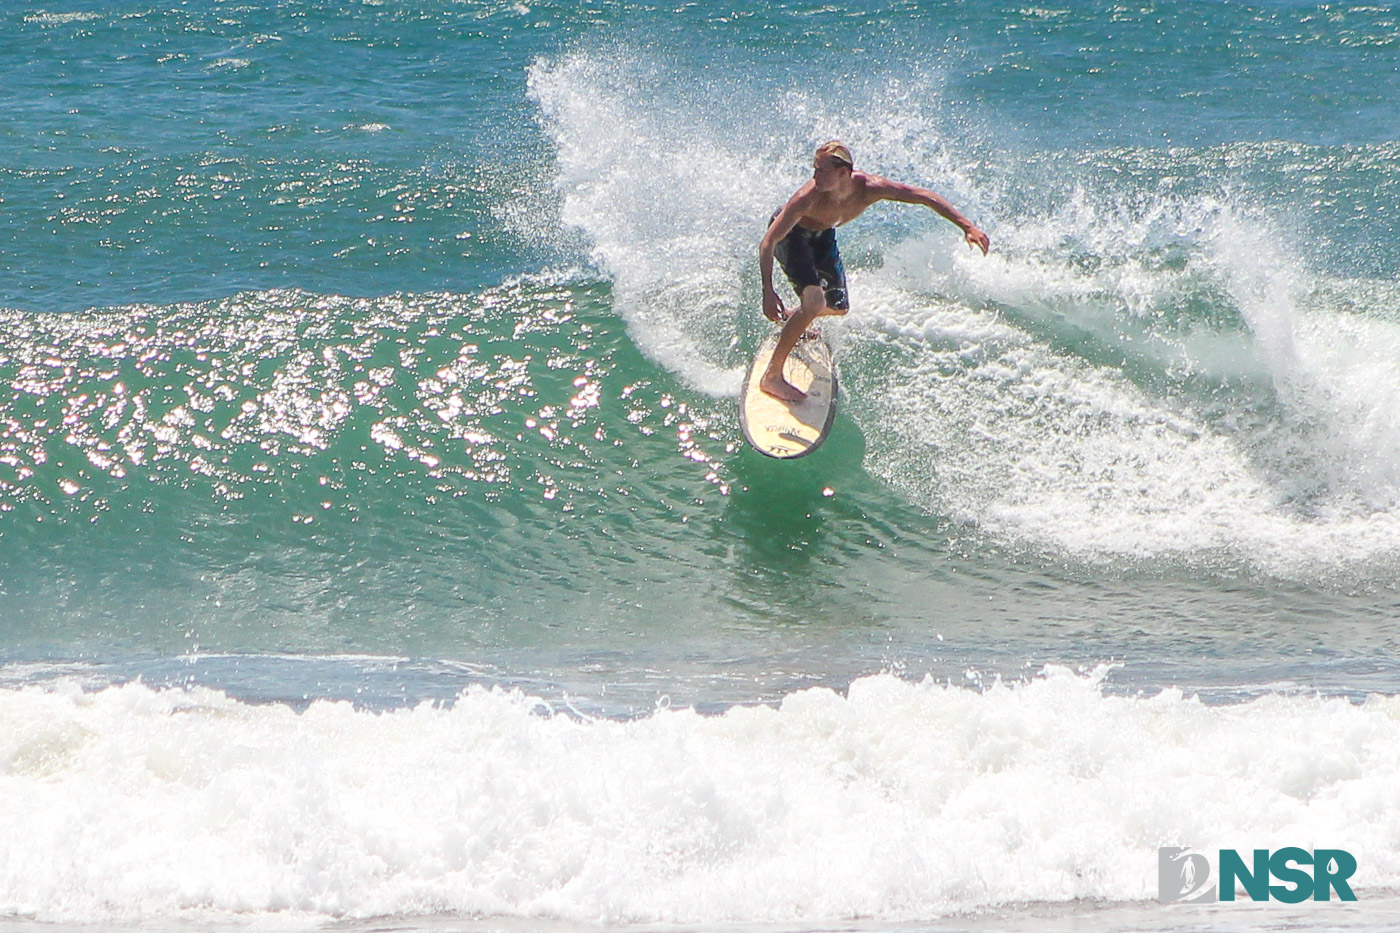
[739,329,839,459]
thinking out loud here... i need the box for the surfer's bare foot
[760,372,806,401]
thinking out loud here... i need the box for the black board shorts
[769,208,849,311]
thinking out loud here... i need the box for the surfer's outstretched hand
[964,224,990,255]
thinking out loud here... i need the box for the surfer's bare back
[758,141,990,401]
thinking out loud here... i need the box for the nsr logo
[1158,847,1358,904]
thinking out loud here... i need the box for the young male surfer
[759,141,990,400]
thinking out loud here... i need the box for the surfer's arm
[760,201,804,322]
[868,177,990,255]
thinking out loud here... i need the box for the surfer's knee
[787,304,820,328]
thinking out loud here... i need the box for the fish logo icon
[1159,847,1218,903]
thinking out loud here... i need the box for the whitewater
[5,669,1400,927]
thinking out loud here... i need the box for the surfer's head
[813,141,853,189]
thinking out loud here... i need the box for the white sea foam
[529,54,774,395]
[22,11,101,26]
[1,669,1398,926]
[855,197,1400,572]
[529,48,1400,572]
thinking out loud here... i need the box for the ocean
[3,0,1400,929]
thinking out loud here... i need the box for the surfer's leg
[760,284,825,401]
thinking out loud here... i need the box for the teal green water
[5,1,1400,712]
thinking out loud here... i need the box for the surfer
[759,141,990,400]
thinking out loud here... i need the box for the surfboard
[739,328,839,459]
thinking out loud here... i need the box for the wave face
[3,669,1399,926]
[530,36,1400,573]
[6,1,1400,578]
